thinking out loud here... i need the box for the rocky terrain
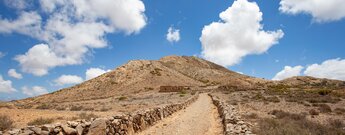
[1,55,345,135]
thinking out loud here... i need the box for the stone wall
[1,94,199,135]
[209,94,254,135]
[158,86,190,92]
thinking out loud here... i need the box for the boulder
[87,118,107,135]
[75,124,84,135]
[62,125,77,135]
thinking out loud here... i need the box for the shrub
[329,119,344,129]
[118,96,127,101]
[78,112,98,120]
[36,104,51,109]
[318,104,332,113]
[243,113,258,119]
[27,117,54,126]
[55,106,66,111]
[317,89,332,96]
[100,107,111,112]
[70,106,83,111]
[0,115,14,131]
[270,110,305,120]
[309,109,319,115]
[334,108,345,115]
[255,117,345,135]
[265,96,280,103]
[179,90,187,95]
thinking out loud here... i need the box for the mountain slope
[14,55,345,105]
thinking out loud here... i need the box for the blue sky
[0,0,345,100]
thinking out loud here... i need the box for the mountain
[13,55,345,105]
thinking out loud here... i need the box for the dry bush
[334,108,345,115]
[118,96,127,101]
[0,115,14,131]
[36,103,51,110]
[70,105,83,111]
[78,112,98,120]
[255,111,345,135]
[265,96,280,103]
[309,109,319,115]
[243,113,258,119]
[100,106,111,112]
[317,104,332,113]
[270,110,305,120]
[27,117,54,126]
[329,119,344,129]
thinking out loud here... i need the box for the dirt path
[137,93,223,135]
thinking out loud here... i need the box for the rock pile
[209,94,255,135]
[1,94,199,135]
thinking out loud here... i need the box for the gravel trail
[138,93,223,135]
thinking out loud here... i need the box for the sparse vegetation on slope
[0,115,13,131]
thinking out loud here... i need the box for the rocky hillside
[13,55,345,105]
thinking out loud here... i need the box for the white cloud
[0,75,17,93]
[272,65,304,80]
[21,86,48,96]
[200,0,284,67]
[0,12,43,39]
[166,27,180,43]
[14,44,69,76]
[0,0,147,76]
[304,58,345,81]
[0,52,5,58]
[279,0,345,22]
[8,69,23,79]
[53,75,84,86]
[86,68,111,80]
[3,0,32,10]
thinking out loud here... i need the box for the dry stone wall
[1,94,199,135]
[209,94,255,135]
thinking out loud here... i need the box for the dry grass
[0,115,14,131]
[78,112,98,120]
[27,117,54,126]
[255,111,345,135]
[335,108,345,115]
[70,105,83,111]
[243,113,258,119]
[36,103,51,110]
[316,104,332,113]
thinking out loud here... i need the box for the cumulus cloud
[272,66,304,80]
[3,0,32,10]
[0,75,17,93]
[166,27,180,43]
[21,86,48,96]
[279,0,345,22]
[86,68,111,80]
[1,0,147,76]
[304,58,345,81]
[53,75,84,86]
[200,0,284,67]
[8,69,23,79]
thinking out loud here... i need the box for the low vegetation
[70,105,84,111]
[78,112,98,120]
[36,103,51,110]
[0,115,14,131]
[27,117,54,126]
[255,110,345,135]
[118,96,128,101]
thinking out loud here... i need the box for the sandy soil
[137,93,223,135]
[0,92,193,128]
